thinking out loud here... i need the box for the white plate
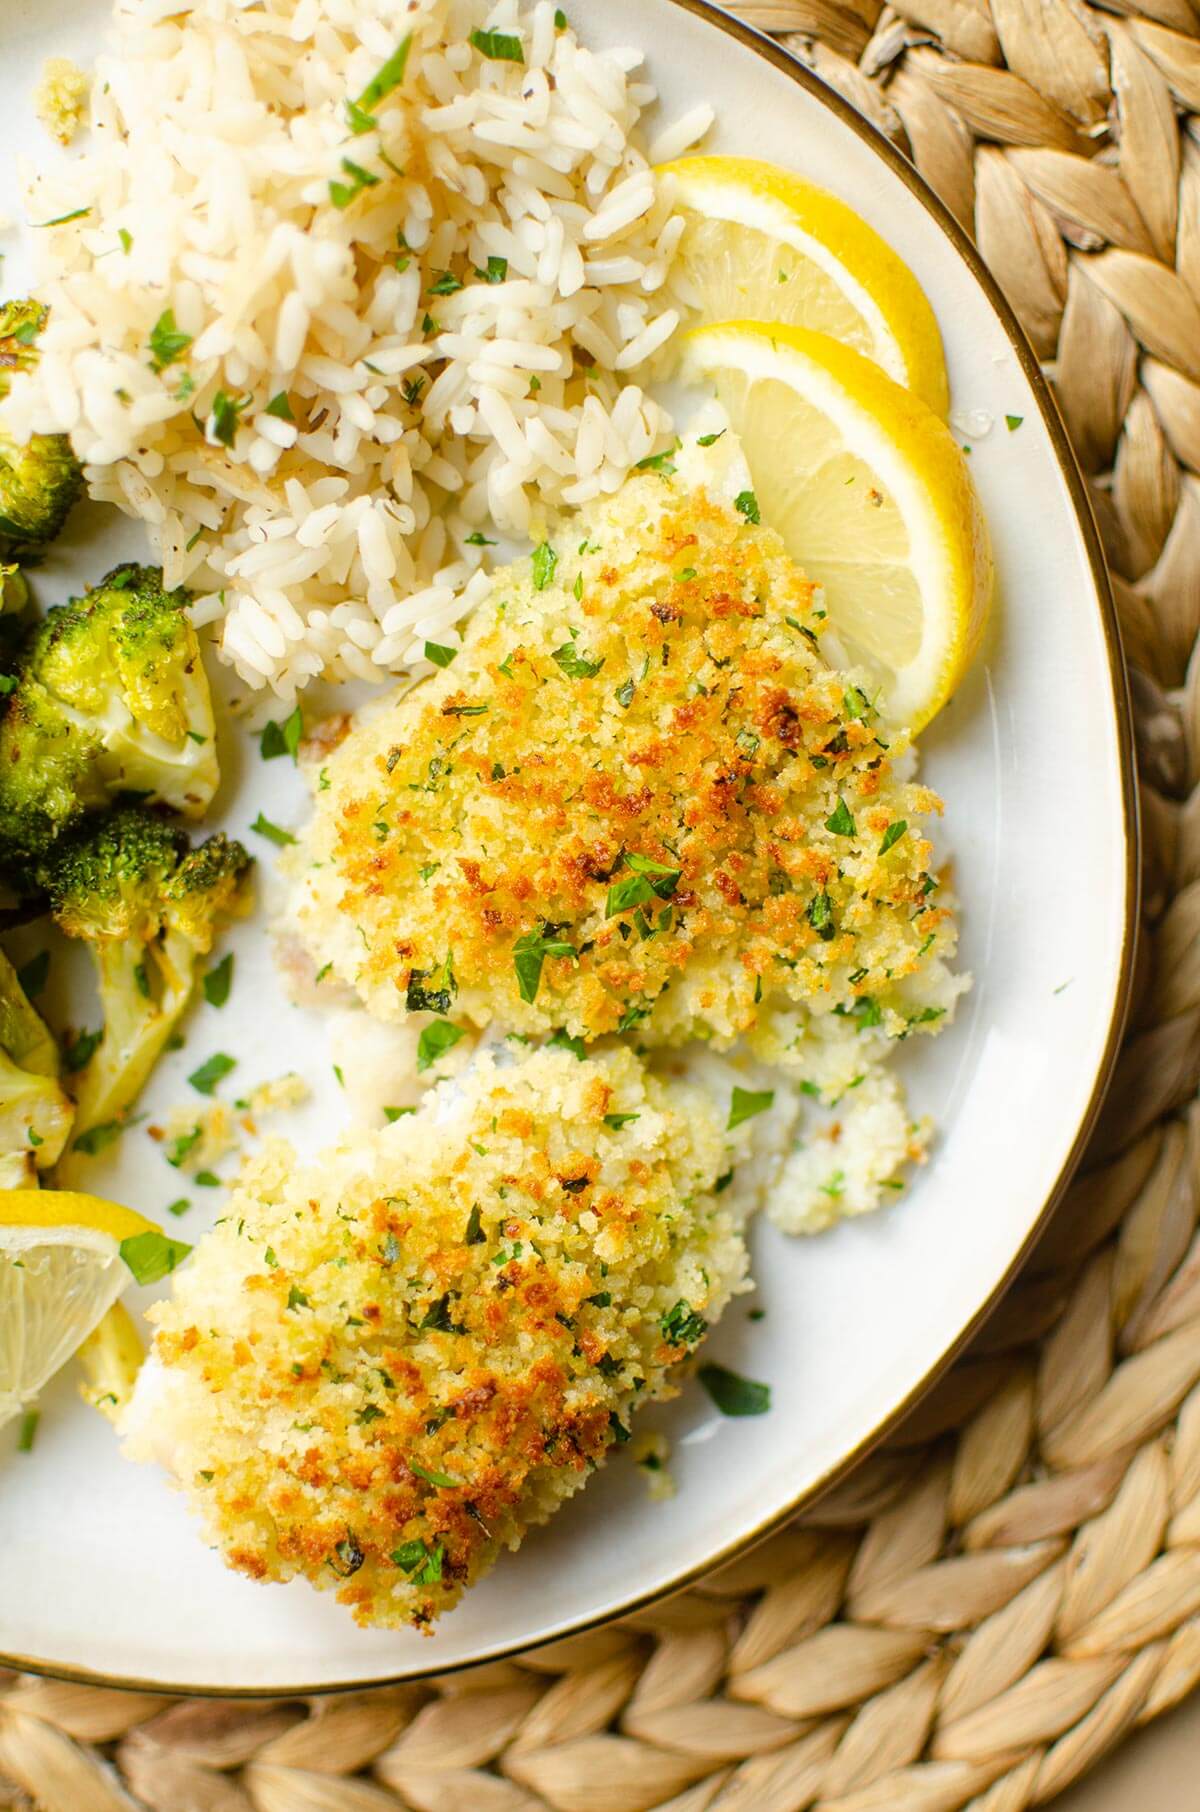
[0,0,1135,1692]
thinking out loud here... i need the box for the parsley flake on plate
[416,1019,466,1072]
[202,952,234,1008]
[699,1363,771,1417]
[188,1052,236,1096]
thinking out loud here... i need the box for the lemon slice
[661,155,950,419]
[684,322,992,731]
[0,1190,178,1433]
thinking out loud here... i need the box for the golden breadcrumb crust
[141,1047,744,1628]
[291,471,957,1045]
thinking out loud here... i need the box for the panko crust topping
[292,468,957,1046]
[139,1047,744,1628]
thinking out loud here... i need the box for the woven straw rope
[5,1,1200,1806]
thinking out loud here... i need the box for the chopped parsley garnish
[616,1003,650,1034]
[844,995,883,1031]
[734,490,761,524]
[329,157,381,209]
[166,1125,202,1168]
[250,812,296,847]
[287,1285,311,1311]
[16,950,49,1000]
[210,389,252,448]
[513,927,576,1003]
[555,7,569,25]
[531,541,558,590]
[17,1410,39,1453]
[424,640,458,668]
[420,1292,462,1332]
[118,227,133,253]
[825,797,856,837]
[416,1019,466,1072]
[203,953,234,1008]
[603,1113,640,1131]
[606,873,657,916]
[195,1170,221,1187]
[661,1299,707,1346]
[699,1363,771,1417]
[477,255,508,284]
[469,27,524,61]
[354,31,413,117]
[465,530,496,547]
[148,309,192,372]
[552,640,605,679]
[166,1198,190,1218]
[807,889,835,941]
[635,441,680,475]
[696,429,726,447]
[406,952,457,1014]
[465,1202,485,1245]
[728,1086,774,1130]
[412,1460,461,1487]
[1005,413,1023,431]
[384,1106,415,1122]
[260,705,303,762]
[120,1230,193,1285]
[189,1052,236,1095]
[392,1538,444,1583]
[265,391,294,420]
[428,269,464,297]
[624,852,681,896]
[615,676,636,709]
[606,852,680,918]
[35,208,91,227]
[843,685,872,721]
[880,820,908,855]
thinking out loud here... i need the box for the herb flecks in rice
[7,0,706,699]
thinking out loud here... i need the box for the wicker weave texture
[6,0,1200,1806]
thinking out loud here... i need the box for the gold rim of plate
[0,0,1140,1698]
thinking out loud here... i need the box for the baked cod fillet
[124,1046,745,1630]
[288,439,960,1049]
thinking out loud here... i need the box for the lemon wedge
[684,322,992,732]
[661,155,950,419]
[0,1190,186,1434]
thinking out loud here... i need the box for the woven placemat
[4,1,1200,1806]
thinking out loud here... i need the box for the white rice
[5,0,710,699]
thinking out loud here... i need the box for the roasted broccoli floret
[0,562,220,863]
[45,808,251,1163]
[0,300,83,548]
[0,948,74,1187]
